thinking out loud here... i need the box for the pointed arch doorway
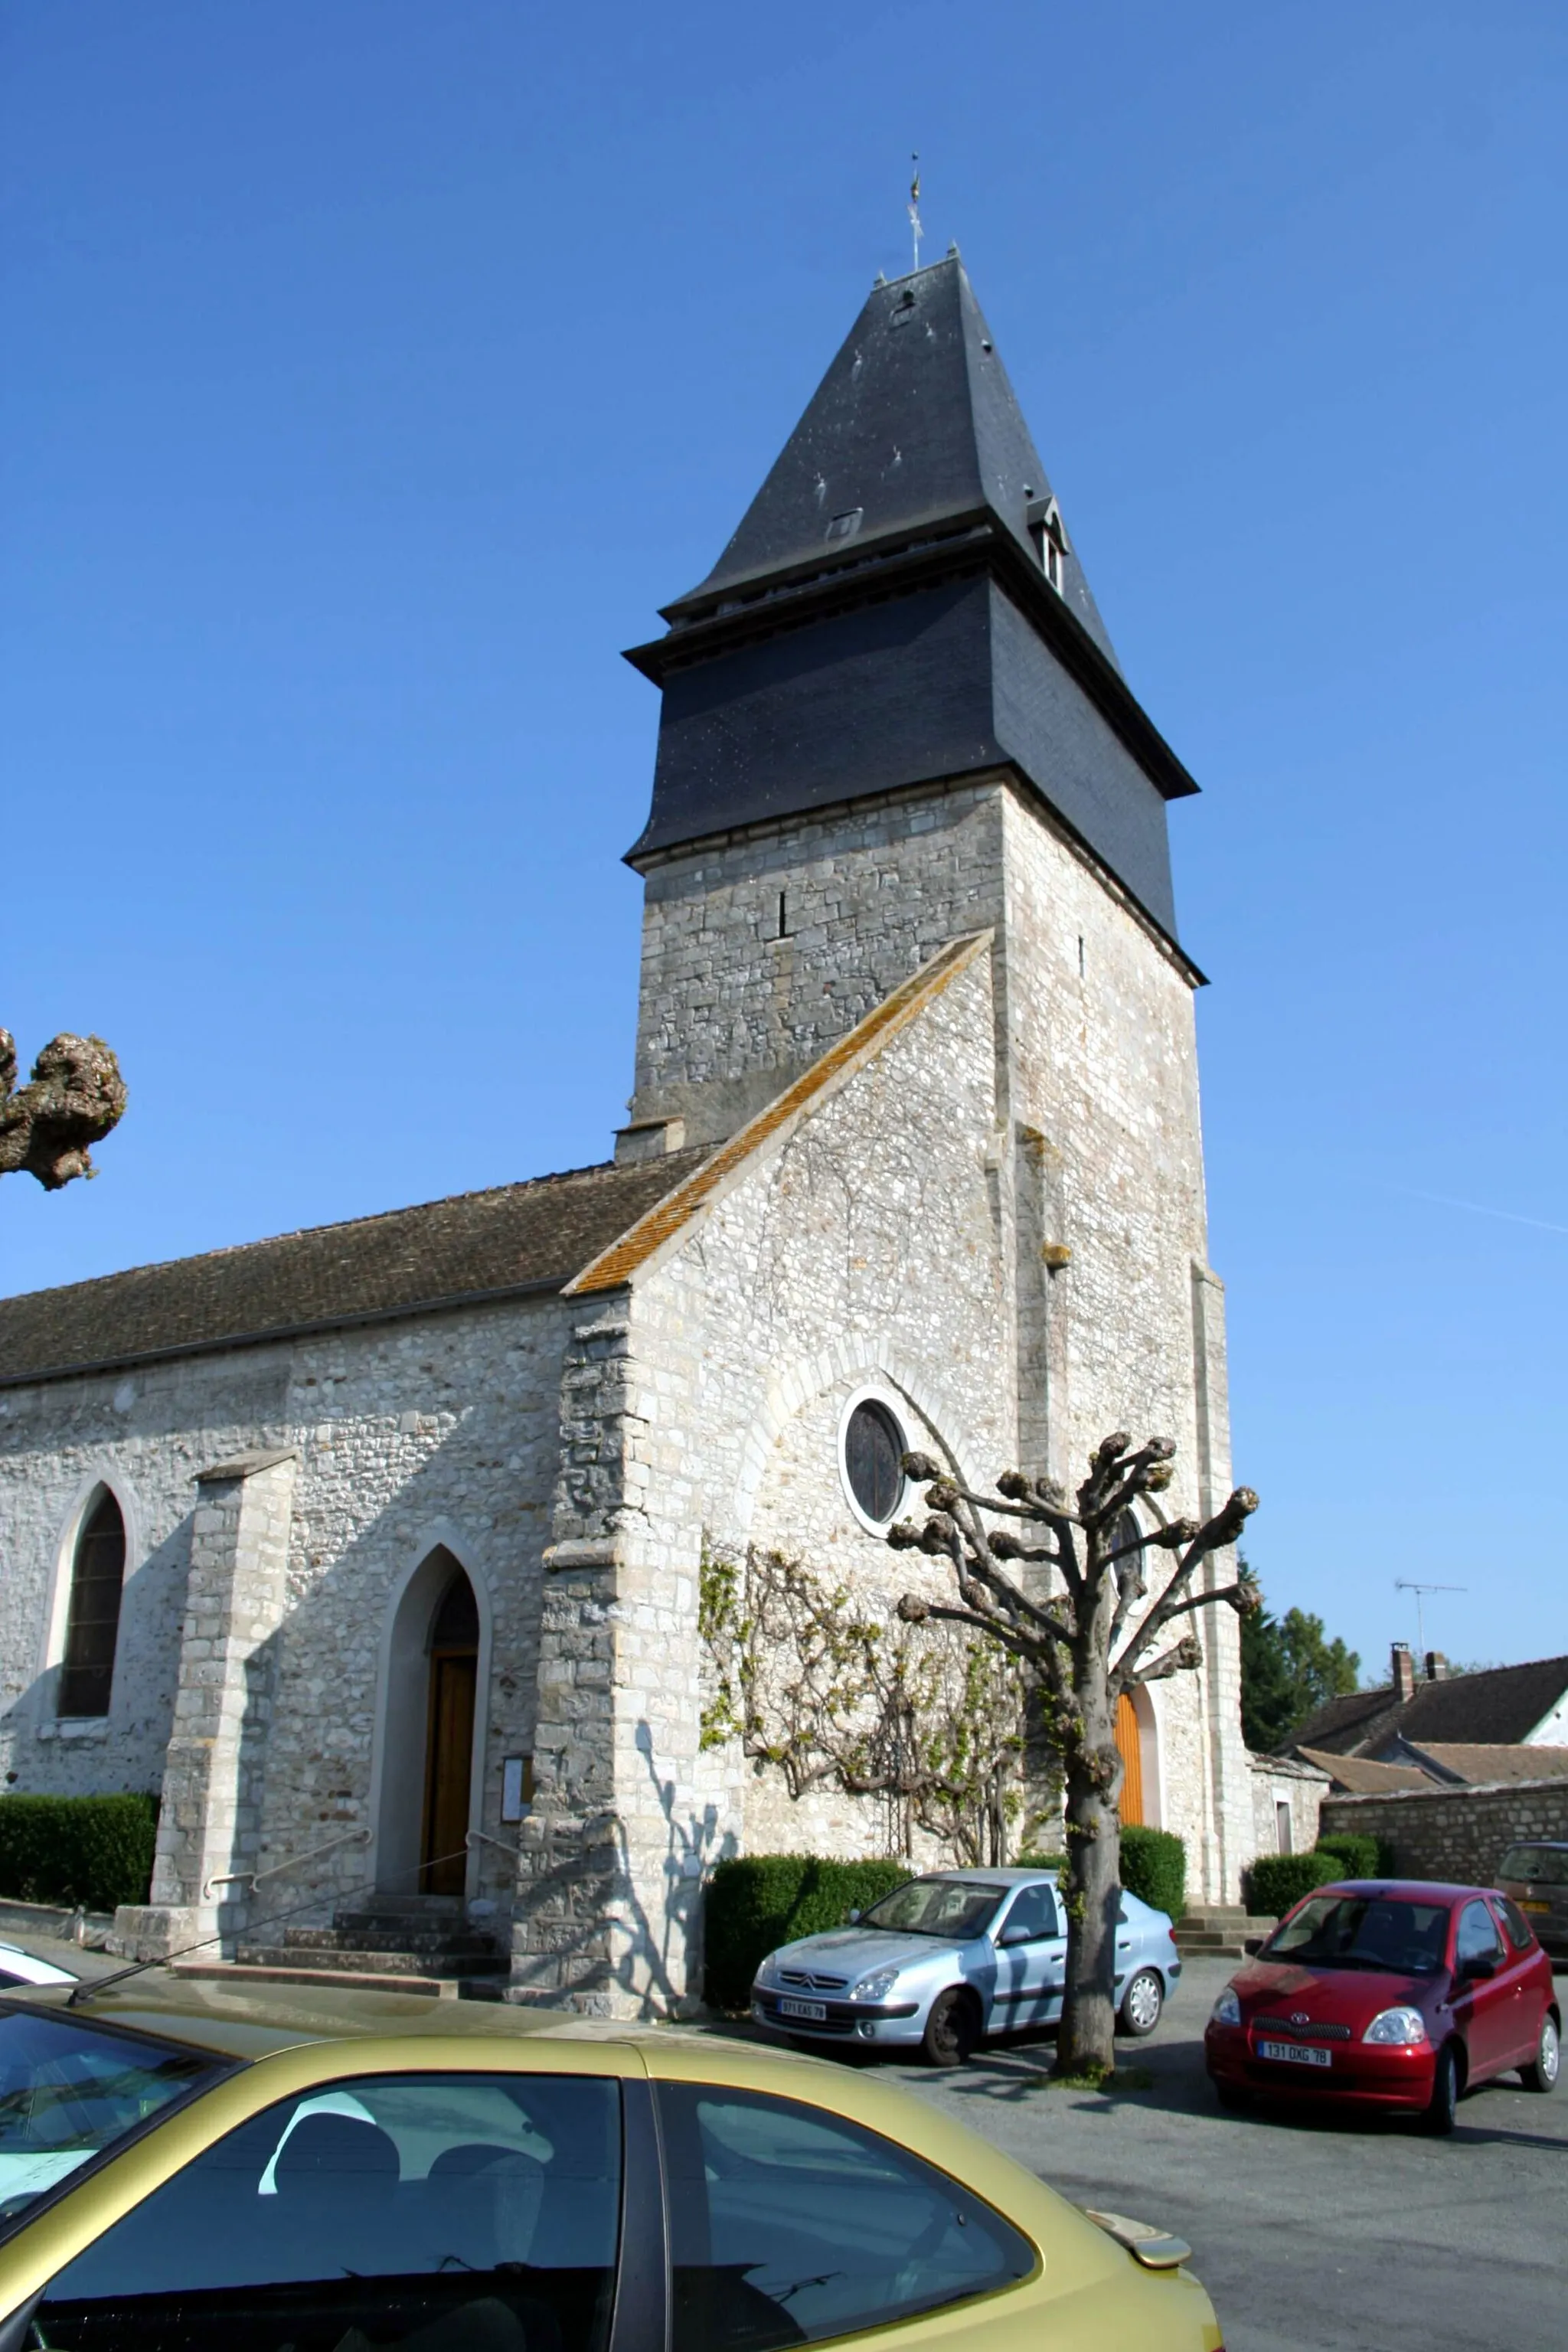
[372,1544,488,1903]
[421,1568,479,1895]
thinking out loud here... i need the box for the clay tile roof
[1393,1658,1568,1746]
[1285,1686,1406,1756]
[0,1149,710,1387]
[1296,1747,1436,1794]
[1403,1743,1568,1785]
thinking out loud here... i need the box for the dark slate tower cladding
[625,254,1197,943]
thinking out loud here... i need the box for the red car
[1204,1879,1560,2133]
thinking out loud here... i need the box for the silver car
[750,1866,1181,2065]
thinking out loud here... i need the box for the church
[0,255,1267,2012]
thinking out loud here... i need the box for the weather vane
[908,153,923,274]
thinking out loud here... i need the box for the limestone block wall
[627,773,1250,1903]
[1321,1779,1568,1885]
[631,782,1008,1146]
[0,1291,571,1932]
[1250,1756,1330,1861]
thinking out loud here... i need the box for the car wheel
[1119,1968,1163,2038]
[1520,2012,1560,2094]
[1423,2043,1459,2135]
[921,1988,979,2067]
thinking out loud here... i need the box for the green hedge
[1245,1849,1338,1919]
[0,1795,158,1913]
[1118,1826,1187,1922]
[704,1855,910,2011]
[1312,1831,1382,1880]
[1020,1831,1187,1923]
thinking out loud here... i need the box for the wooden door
[1115,1691,1144,1827]
[421,1648,477,1895]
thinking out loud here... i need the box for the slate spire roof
[680,255,1119,667]
[626,256,1200,946]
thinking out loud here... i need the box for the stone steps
[1174,1906,1277,1958]
[232,1896,509,1985]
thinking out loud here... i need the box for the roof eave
[622,511,1200,808]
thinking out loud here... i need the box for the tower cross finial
[908,154,922,274]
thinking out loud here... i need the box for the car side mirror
[998,1921,1036,1948]
[845,1909,861,1926]
[1243,1937,1264,1957]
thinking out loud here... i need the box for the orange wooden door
[1115,1691,1145,1826]
[421,1650,477,1895]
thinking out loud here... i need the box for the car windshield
[1500,1844,1568,1888]
[859,1879,1006,1940]
[1262,1895,1450,1975]
[0,2002,224,2237]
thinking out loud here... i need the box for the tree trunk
[1054,1710,1122,2078]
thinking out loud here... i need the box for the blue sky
[4,1,1564,1681]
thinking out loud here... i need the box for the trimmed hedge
[0,1794,158,1913]
[1312,1831,1382,1881]
[704,1855,910,2011]
[1019,1831,1187,1923]
[1117,1826,1187,1922]
[1245,1849,1338,1918]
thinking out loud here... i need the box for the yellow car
[0,1975,1223,2351]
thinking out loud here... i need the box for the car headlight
[1363,2006,1428,2047]
[753,1954,782,1992]
[1210,1988,1241,2028]
[852,1967,902,2004]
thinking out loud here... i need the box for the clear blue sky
[4,1,1564,1682]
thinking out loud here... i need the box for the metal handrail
[205,1824,371,1900]
[466,1828,526,1864]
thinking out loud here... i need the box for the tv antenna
[1393,1579,1467,1659]
[908,154,923,273]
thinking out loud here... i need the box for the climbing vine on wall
[698,1540,1036,1866]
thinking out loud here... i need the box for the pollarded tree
[889,1430,1259,2079]
[0,1030,126,1191]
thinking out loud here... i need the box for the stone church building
[0,256,1257,2011]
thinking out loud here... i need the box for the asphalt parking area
[882,1955,1567,2352]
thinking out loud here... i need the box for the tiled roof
[1289,1655,1568,1761]
[1285,1687,1406,1757]
[0,1150,709,1387]
[1402,1743,1568,1786]
[1297,1747,1436,1794]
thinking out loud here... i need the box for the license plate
[779,1998,827,2022]
[1520,1900,1551,1914]
[1257,2040,1331,2068]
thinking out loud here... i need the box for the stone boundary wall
[1322,1777,1568,1884]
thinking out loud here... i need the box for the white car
[0,1942,77,1991]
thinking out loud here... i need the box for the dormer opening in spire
[1026,495,1069,596]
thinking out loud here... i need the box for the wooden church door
[1115,1691,1145,1827]
[420,1572,479,1895]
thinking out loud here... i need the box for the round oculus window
[843,1399,906,1527]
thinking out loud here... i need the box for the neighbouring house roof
[1287,1654,1568,1760]
[0,1149,709,1387]
[1398,1743,1568,1787]
[1297,1747,1436,1795]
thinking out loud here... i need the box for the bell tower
[617,253,1204,1157]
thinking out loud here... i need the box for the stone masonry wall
[630,782,1008,1147]
[1322,1780,1568,1885]
[0,1292,572,1932]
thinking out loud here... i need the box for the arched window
[58,1491,126,1718]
